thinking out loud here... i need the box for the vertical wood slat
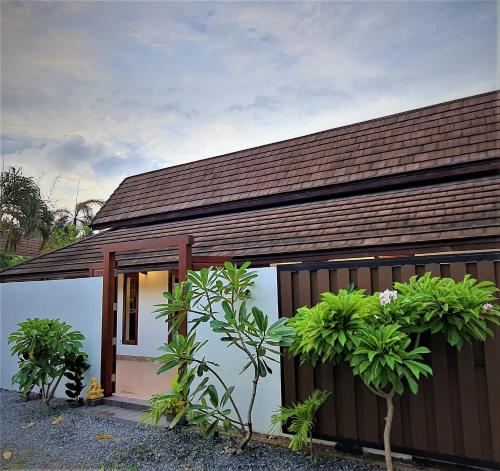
[401,264,416,281]
[377,266,403,447]
[425,263,441,277]
[336,268,350,289]
[408,264,437,451]
[449,263,482,457]
[296,270,314,401]
[314,269,336,437]
[277,255,500,466]
[430,335,455,455]
[456,344,483,458]
[333,268,358,440]
[356,267,379,443]
[279,271,296,405]
[336,361,358,439]
[477,261,500,463]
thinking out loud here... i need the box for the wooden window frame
[122,272,139,345]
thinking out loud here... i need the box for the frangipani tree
[349,322,431,470]
[289,274,499,471]
[147,262,295,452]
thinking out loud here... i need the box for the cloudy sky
[1,1,497,209]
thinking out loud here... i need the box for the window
[122,273,139,344]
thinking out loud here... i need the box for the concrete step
[102,395,149,411]
[81,403,170,428]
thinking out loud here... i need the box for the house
[1,90,499,465]
[0,234,42,257]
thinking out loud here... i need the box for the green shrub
[142,369,194,427]
[269,389,330,453]
[350,324,432,396]
[395,273,499,348]
[8,318,88,405]
[288,287,370,365]
[0,251,29,270]
[64,352,90,403]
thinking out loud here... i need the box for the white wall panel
[0,277,102,397]
[188,267,281,433]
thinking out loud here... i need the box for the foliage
[142,369,194,427]
[0,251,29,270]
[364,289,421,331]
[288,273,499,471]
[395,273,500,349]
[0,167,53,251]
[8,318,88,405]
[0,166,103,259]
[350,324,432,396]
[43,224,91,252]
[287,287,370,365]
[269,390,330,453]
[53,199,104,229]
[152,262,295,451]
[64,353,90,402]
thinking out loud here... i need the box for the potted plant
[142,370,192,427]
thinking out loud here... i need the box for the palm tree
[54,199,105,229]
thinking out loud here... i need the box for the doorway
[113,270,178,400]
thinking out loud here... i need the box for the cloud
[92,154,156,177]
[0,0,496,210]
[1,134,52,155]
[50,136,113,172]
[155,103,199,119]
[228,95,283,113]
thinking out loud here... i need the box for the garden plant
[64,352,90,403]
[289,275,499,471]
[269,389,330,455]
[146,262,295,452]
[8,318,89,405]
[142,369,193,426]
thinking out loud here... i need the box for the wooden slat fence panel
[278,254,500,468]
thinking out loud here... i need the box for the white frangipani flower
[379,289,398,306]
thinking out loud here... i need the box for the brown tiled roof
[92,91,499,228]
[2,176,498,281]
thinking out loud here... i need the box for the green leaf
[169,406,186,428]
[220,386,235,407]
[206,385,218,407]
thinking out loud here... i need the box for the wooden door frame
[100,235,194,396]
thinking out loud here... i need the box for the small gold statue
[86,377,104,400]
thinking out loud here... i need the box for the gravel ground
[1,389,379,471]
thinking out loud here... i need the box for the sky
[1,1,497,210]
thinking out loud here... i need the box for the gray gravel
[1,389,379,471]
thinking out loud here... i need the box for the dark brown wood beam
[100,250,115,396]
[100,234,194,396]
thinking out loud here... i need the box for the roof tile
[93,91,499,227]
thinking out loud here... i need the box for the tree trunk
[383,393,395,471]
[238,375,259,452]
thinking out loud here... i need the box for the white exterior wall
[0,277,102,397]
[116,271,170,358]
[188,267,281,434]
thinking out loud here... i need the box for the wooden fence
[278,252,500,468]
